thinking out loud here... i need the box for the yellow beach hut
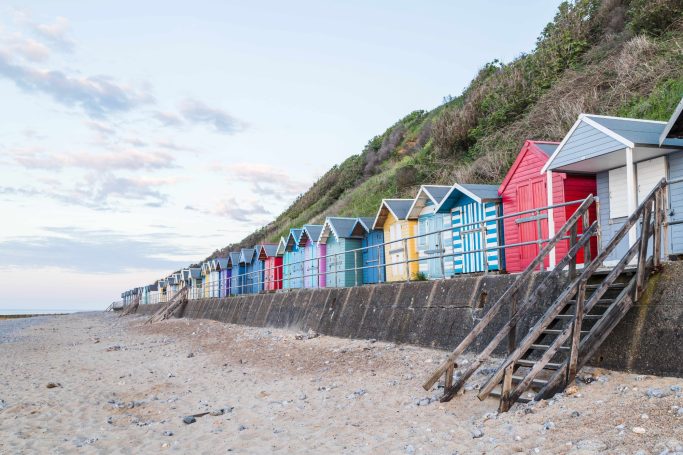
[372,199,418,282]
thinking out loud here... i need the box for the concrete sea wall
[136,262,683,377]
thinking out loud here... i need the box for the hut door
[426,215,444,278]
[389,223,405,278]
[516,177,549,268]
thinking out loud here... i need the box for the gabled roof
[407,184,452,219]
[258,243,279,260]
[285,228,303,251]
[148,282,158,291]
[542,113,683,173]
[181,269,190,280]
[372,199,413,230]
[298,224,324,246]
[499,140,559,194]
[349,217,374,237]
[239,247,256,264]
[215,258,229,270]
[319,217,360,243]
[189,267,201,279]
[436,183,500,212]
[275,237,287,256]
[660,97,683,145]
[227,252,241,268]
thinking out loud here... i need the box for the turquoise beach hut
[436,183,503,274]
[351,217,386,284]
[319,217,363,288]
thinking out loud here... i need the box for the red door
[517,177,549,269]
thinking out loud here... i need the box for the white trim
[540,116,585,174]
[407,185,451,219]
[585,113,666,124]
[546,170,556,269]
[660,97,683,146]
[372,199,408,230]
[625,147,638,247]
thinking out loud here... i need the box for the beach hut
[239,248,258,294]
[407,185,453,279]
[298,225,325,288]
[228,252,242,295]
[542,111,683,264]
[188,267,202,299]
[214,258,229,297]
[157,278,168,303]
[498,140,597,272]
[200,262,211,298]
[258,244,283,291]
[436,183,503,274]
[350,217,386,284]
[372,199,418,282]
[283,229,303,289]
[147,282,159,304]
[318,217,363,287]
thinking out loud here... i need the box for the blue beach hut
[298,225,325,288]
[319,217,364,288]
[351,217,386,284]
[228,252,242,295]
[436,183,503,274]
[407,185,453,279]
[283,229,304,289]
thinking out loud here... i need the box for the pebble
[647,388,669,398]
[542,421,555,431]
[405,444,415,454]
[632,427,647,434]
[416,398,431,407]
[0,399,6,410]
[471,428,484,439]
[74,437,98,447]
[106,416,113,424]
[616,424,626,431]
[187,352,194,358]
[571,411,580,418]
[671,385,682,393]
[577,440,607,451]
[163,431,174,437]
[182,416,196,424]
[565,385,579,396]
[238,424,247,431]
[677,408,683,417]
[46,382,61,389]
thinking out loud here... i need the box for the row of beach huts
[122,102,683,306]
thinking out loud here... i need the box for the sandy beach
[1,312,682,454]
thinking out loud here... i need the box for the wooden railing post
[566,279,587,386]
[377,245,383,283]
[582,210,592,264]
[569,221,578,280]
[653,188,663,268]
[499,363,514,413]
[508,290,518,355]
[635,201,652,299]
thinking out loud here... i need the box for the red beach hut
[498,140,597,272]
[258,244,282,291]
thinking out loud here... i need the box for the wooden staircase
[146,286,188,324]
[423,179,668,412]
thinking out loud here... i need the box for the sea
[0,309,82,315]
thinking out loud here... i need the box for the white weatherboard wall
[637,157,667,203]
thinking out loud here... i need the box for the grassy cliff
[210,0,683,260]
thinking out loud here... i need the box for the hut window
[608,166,628,219]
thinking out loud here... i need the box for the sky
[0,1,563,311]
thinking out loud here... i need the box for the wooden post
[499,363,514,413]
[536,210,544,272]
[582,209,592,264]
[569,221,578,280]
[653,189,662,268]
[445,362,454,391]
[403,238,410,281]
[635,202,652,299]
[566,279,587,386]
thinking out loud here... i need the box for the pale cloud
[0,226,190,273]
[0,33,50,61]
[179,99,246,134]
[0,173,178,210]
[153,110,183,127]
[85,120,116,136]
[15,13,76,52]
[10,148,175,171]
[214,162,309,198]
[185,196,271,223]
[0,50,154,117]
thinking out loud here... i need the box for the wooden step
[516,359,562,369]
[489,387,532,403]
[512,375,549,387]
[530,343,570,351]
[555,314,602,320]
[542,328,590,336]
[567,298,613,306]
[586,283,626,291]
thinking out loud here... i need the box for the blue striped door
[452,202,500,273]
